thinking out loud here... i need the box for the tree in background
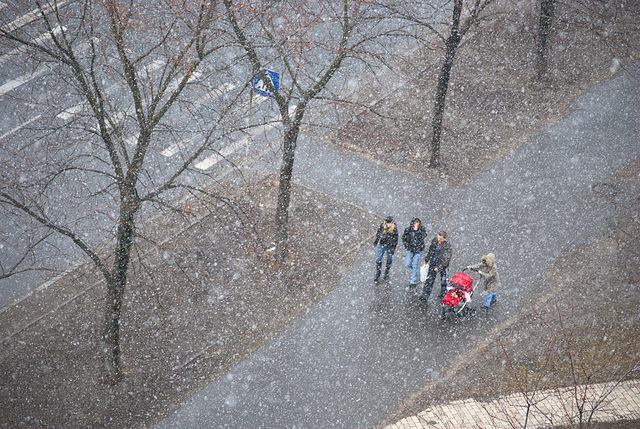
[428,0,495,168]
[382,0,495,168]
[223,0,393,262]
[0,0,243,383]
[536,0,555,79]
[486,304,640,428]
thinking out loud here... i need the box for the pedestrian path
[157,60,640,429]
[385,379,640,428]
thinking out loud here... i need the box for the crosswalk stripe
[57,103,84,120]
[195,137,248,170]
[160,137,196,157]
[191,104,290,170]
[125,134,138,146]
[0,114,42,140]
[0,26,65,66]
[1,0,70,34]
[0,65,48,96]
[55,60,165,122]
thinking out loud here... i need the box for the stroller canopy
[450,272,474,293]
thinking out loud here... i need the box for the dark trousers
[421,266,449,299]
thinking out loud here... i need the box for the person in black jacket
[420,230,452,301]
[373,216,398,282]
[402,218,427,288]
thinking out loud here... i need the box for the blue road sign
[253,69,280,97]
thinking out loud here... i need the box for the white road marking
[161,143,180,157]
[123,77,239,158]
[1,38,100,97]
[260,122,278,133]
[164,70,202,94]
[125,134,138,146]
[192,103,289,170]
[147,59,166,73]
[161,137,195,157]
[217,82,236,93]
[1,0,70,34]
[57,103,84,120]
[0,26,65,66]
[193,82,237,107]
[0,37,98,97]
[0,65,48,96]
[55,60,166,122]
[195,137,248,170]
[0,114,42,140]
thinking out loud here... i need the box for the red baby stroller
[441,268,479,319]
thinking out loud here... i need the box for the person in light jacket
[467,253,499,308]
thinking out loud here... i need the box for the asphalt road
[157,65,640,427]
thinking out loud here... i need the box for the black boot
[374,262,382,282]
[383,260,392,280]
[420,275,434,301]
[439,286,447,299]
[438,280,448,299]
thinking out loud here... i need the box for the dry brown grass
[0,176,378,428]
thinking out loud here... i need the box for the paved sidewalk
[386,379,640,429]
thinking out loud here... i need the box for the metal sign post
[245,85,254,193]
[245,69,280,192]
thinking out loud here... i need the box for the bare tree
[486,304,640,428]
[223,0,394,262]
[535,0,555,79]
[382,0,495,167]
[0,0,243,383]
[428,0,495,167]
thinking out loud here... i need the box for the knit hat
[385,216,393,223]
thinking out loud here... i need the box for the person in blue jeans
[467,253,499,309]
[373,216,398,282]
[402,218,427,290]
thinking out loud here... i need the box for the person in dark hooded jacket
[373,216,398,282]
[420,231,452,301]
[402,218,427,288]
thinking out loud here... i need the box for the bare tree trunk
[223,0,365,263]
[275,108,304,263]
[103,191,137,384]
[536,0,555,80]
[1,0,231,386]
[275,140,294,263]
[429,0,463,168]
